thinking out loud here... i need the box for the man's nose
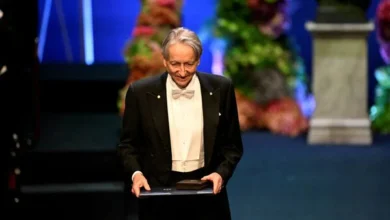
[178,65,186,76]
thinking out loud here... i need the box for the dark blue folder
[139,187,214,198]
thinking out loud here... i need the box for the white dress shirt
[132,74,205,181]
[166,74,204,172]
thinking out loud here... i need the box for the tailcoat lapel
[146,73,171,154]
[197,73,220,166]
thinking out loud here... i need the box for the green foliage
[370,66,390,133]
[214,0,299,98]
[124,39,152,64]
[372,104,390,133]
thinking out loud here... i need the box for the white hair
[161,27,203,61]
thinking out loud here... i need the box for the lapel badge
[219,112,221,116]
[210,92,213,96]
[157,95,161,99]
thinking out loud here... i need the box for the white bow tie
[172,89,194,99]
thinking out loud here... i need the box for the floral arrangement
[118,0,183,115]
[370,0,390,133]
[214,0,314,136]
[377,0,390,63]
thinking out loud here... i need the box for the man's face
[163,43,199,89]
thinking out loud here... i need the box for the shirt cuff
[131,171,143,182]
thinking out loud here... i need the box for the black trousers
[137,168,231,220]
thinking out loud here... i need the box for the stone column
[305,22,374,145]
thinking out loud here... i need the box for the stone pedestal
[305,22,374,145]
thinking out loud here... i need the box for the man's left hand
[201,172,223,194]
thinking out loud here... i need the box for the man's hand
[201,172,223,194]
[131,173,151,198]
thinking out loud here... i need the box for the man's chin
[173,77,191,87]
[175,81,190,88]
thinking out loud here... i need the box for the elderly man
[118,27,243,220]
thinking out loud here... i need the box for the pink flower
[262,98,308,137]
[377,0,390,42]
[132,26,156,37]
[156,0,176,8]
[380,43,390,63]
[247,0,259,8]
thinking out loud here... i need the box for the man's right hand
[131,173,151,198]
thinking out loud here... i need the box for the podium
[305,22,374,145]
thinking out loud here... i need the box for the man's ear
[163,59,167,68]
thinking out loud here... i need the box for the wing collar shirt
[166,73,204,172]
